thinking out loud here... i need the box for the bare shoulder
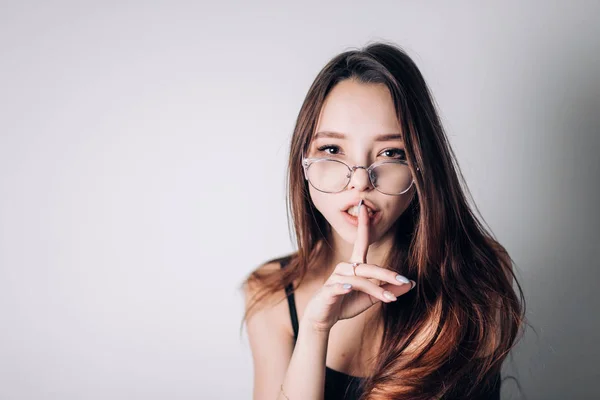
[243,258,293,332]
[243,257,296,399]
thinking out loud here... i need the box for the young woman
[241,42,525,400]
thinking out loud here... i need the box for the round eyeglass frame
[301,155,419,196]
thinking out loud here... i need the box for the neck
[320,228,396,276]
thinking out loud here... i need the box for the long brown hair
[241,41,526,399]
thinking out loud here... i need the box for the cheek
[371,193,415,236]
[308,187,338,219]
[382,192,416,226]
[387,197,412,217]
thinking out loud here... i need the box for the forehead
[314,79,401,141]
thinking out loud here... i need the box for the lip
[341,208,382,227]
[341,199,379,214]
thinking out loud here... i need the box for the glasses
[302,155,418,195]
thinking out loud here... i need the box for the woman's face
[306,79,416,246]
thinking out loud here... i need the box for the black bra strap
[280,256,299,341]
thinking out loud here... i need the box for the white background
[1,1,598,399]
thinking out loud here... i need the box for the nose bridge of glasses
[348,165,373,187]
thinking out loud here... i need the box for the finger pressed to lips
[350,200,370,263]
[335,262,410,286]
[339,200,417,303]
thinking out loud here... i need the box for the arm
[244,267,294,399]
[278,319,329,400]
[244,262,330,400]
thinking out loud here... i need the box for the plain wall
[0,1,598,399]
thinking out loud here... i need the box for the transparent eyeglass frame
[301,152,420,195]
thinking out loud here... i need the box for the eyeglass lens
[306,159,412,195]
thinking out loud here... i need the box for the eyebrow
[314,131,403,142]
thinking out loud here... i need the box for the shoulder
[242,259,282,309]
[242,256,297,398]
[242,254,294,300]
[242,254,296,335]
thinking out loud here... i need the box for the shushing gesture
[302,200,416,332]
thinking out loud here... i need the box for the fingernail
[409,280,416,290]
[395,274,410,284]
[343,283,352,290]
[358,199,363,215]
[383,291,397,301]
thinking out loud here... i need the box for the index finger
[350,200,370,263]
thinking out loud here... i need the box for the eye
[317,145,342,156]
[381,148,406,160]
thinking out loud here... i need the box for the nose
[348,166,373,192]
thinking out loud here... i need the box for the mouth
[341,203,381,226]
[345,204,376,217]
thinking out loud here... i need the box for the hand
[302,201,416,332]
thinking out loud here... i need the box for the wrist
[299,317,333,337]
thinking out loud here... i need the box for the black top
[279,255,501,400]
